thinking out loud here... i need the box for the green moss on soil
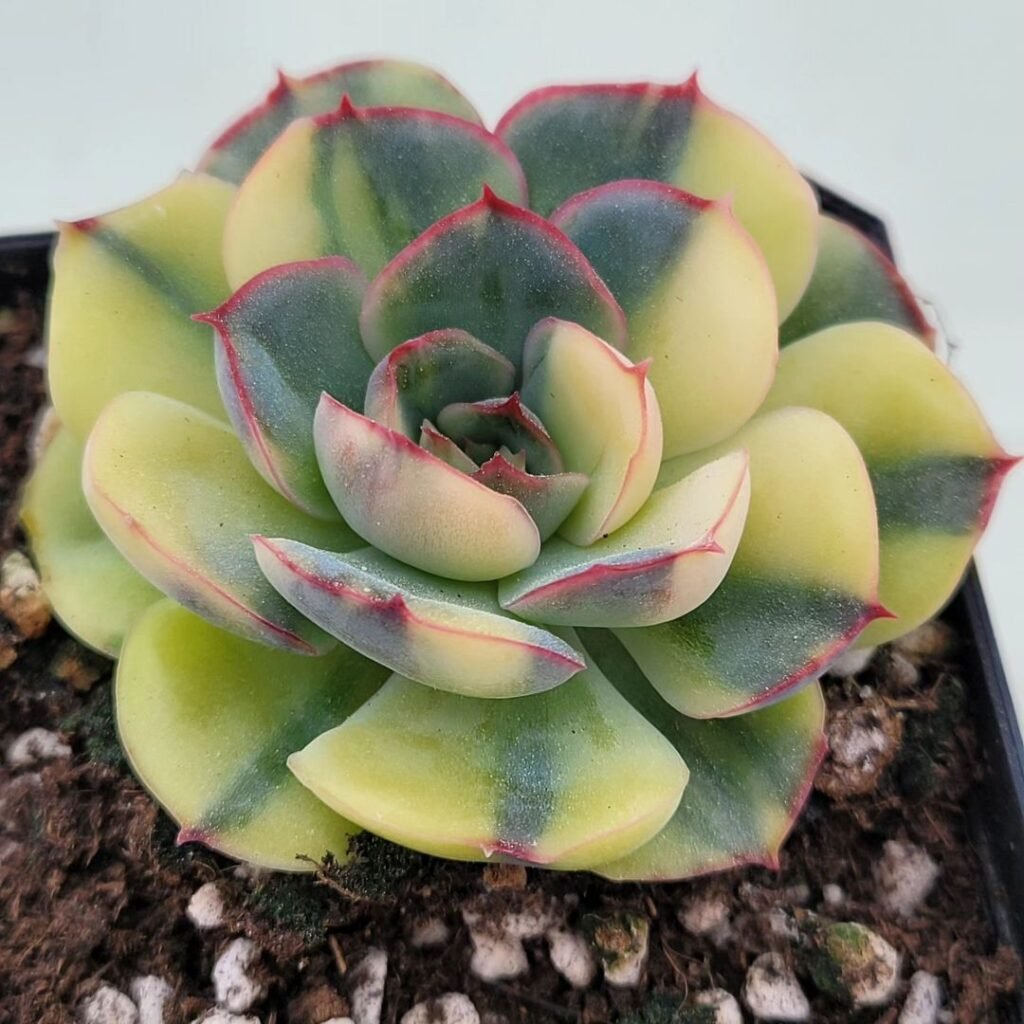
[59,683,125,769]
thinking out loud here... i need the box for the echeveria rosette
[23,59,1016,880]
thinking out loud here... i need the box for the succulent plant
[23,60,1015,878]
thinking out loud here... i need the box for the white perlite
[827,645,877,678]
[129,976,172,1024]
[679,894,731,945]
[79,986,139,1024]
[822,883,845,908]
[349,947,388,1024]
[190,1013,260,1024]
[462,900,556,982]
[546,928,597,988]
[694,988,743,1024]
[876,840,940,917]
[401,993,480,1024]
[899,971,944,1024]
[213,938,265,1013]
[409,916,450,949]
[594,915,649,988]
[5,727,71,767]
[0,551,50,639]
[187,881,226,930]
[821,922,901,1008]
[742,953,810,1022]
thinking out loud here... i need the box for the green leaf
[48,173,234,439]
[553,181,778,456]
[363,328,514,438]
[779,214,934,347]
[198,256,372,519]
[359,189,628,372]
[521,319,662,546]
[200,60,483,185]
[497,78,819,318]
[761,321,1016,645]
[579,629,825,881]
[84,391,359,653]
[314,394,540,581]
[223,100,525,286]
[20,424,162,656]
[617,407,883,718]
[117,600,388,870]
[287,654,688,869]
[419,420,479,472]
[255,540,584,698]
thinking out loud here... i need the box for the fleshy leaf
[288,654,688,868]
[255,539,584,698]
[521,319,663,546]
[360,189,628,372]
[314,394,540,581]
[616,407,883,718]
[499,451,750,627]
[553,181,778,456]
[579,630,825,881]
[437,394,563,475]
[363,329,515,438]
[497,78,819,318]
[48,173,234,439]
[223,101,526,287]
[198,256,372,519]
[200,60,483,184]
[117,600,388,870]
[419,420,479,472]
[472,454,588,540]
[84,392,358,653]
[779,214,935,347]
[761,322,1016,645]
[20,425,162,656]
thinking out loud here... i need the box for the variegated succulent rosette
[23,60,1015,878]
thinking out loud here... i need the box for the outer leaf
[48,173,234,439]
[20,425,161,656]
[473,454,588,540]
[497,78,819,318]
[200,60,483,184]
[616,407,883,718]
[580,630,825,882]
[360,189,628,372]
[314,394,540,581]
[779,214,935,347]
[198,256,372,519]
[223,101,526,287]
[553,181,778,456]
[363,329,515,438]
[288,655,688,868]
[117,600,388,870]
[84,392,358,654]
[521,319,663,546]
[761,322,1016,645]
[255,540,584,698]
[499,451,750,627]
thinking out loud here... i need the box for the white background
[4,0,1022,721]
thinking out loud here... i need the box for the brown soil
[1,244,1021,1024]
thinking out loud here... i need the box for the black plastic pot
[2,194,1023,1012]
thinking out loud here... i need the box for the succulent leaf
[117,600,388,870]
[580,629,825,881]
[223,102,526,287]
[49,173,234,439]
[616,407,882,718]
[499,451,749,627]
[314,394,541,581]
[761,322,1015,645]
[84,392,358,653]
[198,256,372,518]
[780,214,934,347]
[359,189,628,372]
[497,79,819,318]
[20,425,162,656]
[200,60,483,185]
[363,329,515,439]
[255,539,585,697]
[287,655,688,868]
[553,181,778,455]
[418,420,480,472]
[521,319,663,546]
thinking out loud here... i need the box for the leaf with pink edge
[418,421,479,472]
